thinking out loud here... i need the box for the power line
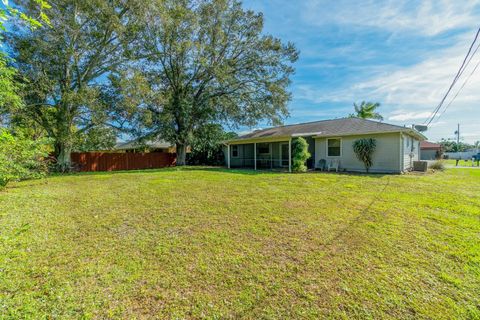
[426,28,480,125]
[454,38,480,85]
[433,53,480,124]
[425,28,480,125]
[425,27,480,126]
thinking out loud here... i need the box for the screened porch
[227,141,292,171]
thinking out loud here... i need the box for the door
[280,143,289,167]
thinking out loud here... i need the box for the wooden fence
[71,152,176,172]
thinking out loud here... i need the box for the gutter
[313,130,427,140]
[225,129,427,145]
[225,135,292,145]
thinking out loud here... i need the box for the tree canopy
[0,0,50,125]
[438,139,478,153]
[187,123,237,165]
[350,101,383,121]
[8,0,147,170]
[115,0,298,165]
[3,0,298,169]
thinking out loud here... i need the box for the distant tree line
[438,139,480,153]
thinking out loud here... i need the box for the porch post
[254,142,257,170]
[288,138,292,173]
[227,144,230,169]
[270,143,273,169]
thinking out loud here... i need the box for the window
[258,143,270,155]
[327,138,341,157]
[231,145,239,158]
[405,137,415,152]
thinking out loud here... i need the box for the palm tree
[351,101,383,121]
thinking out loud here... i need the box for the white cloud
[302,0,480,36]
[356,36,480,107]
[388,112,433,121]
[295,84,354,104]
[294,34,480,142]
[246,0,480,142]
[463,132,480,138]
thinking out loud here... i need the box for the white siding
[401,134,420,171]
[315,133,402,173]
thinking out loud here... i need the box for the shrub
[429,160,445,171]
[353,138,377,172]
[0,129,50,188]
[187,124,238,166]
[291,137,311,172]
[186,124,237,166]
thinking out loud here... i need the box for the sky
[242,0,480,143]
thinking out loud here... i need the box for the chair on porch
[318,159,327,171]
[327,159,340,172]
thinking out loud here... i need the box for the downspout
[400,133,404,173]
[254,142,257,171]
[227,144,230,169]
[288,138,292,173]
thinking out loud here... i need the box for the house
[225,118,426,173]
[420,141,442,160]
[115,138,175,153]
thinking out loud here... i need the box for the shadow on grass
[320,176,392,248]
[1,180,48,190]
[314,170,391,178]
[46,165,268,178]
[2,166,395,192]
[46,165,394,178]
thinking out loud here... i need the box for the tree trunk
[176,143,187,166]
[55,142,72,172]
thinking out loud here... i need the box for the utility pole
[456,123,460,145]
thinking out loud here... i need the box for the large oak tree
[9,0,146,170]
[118,0,298,165]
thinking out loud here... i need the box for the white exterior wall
[314,133,403,173]
[401,134,420,171]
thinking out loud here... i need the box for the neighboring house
[420,141,442,160]
[115,138,175,153]
[225,118,426,173]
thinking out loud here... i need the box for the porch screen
[258,143,270,154]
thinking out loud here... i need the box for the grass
[1,167,480,319]
[444,159,480,167]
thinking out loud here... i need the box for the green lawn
[443,158,480,167]
[1,168,479,319]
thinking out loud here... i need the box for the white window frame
[231,145,239,158]
[326,138,342,157]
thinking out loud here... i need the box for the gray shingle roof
[230,118,426,142]
[115,138,173,150]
